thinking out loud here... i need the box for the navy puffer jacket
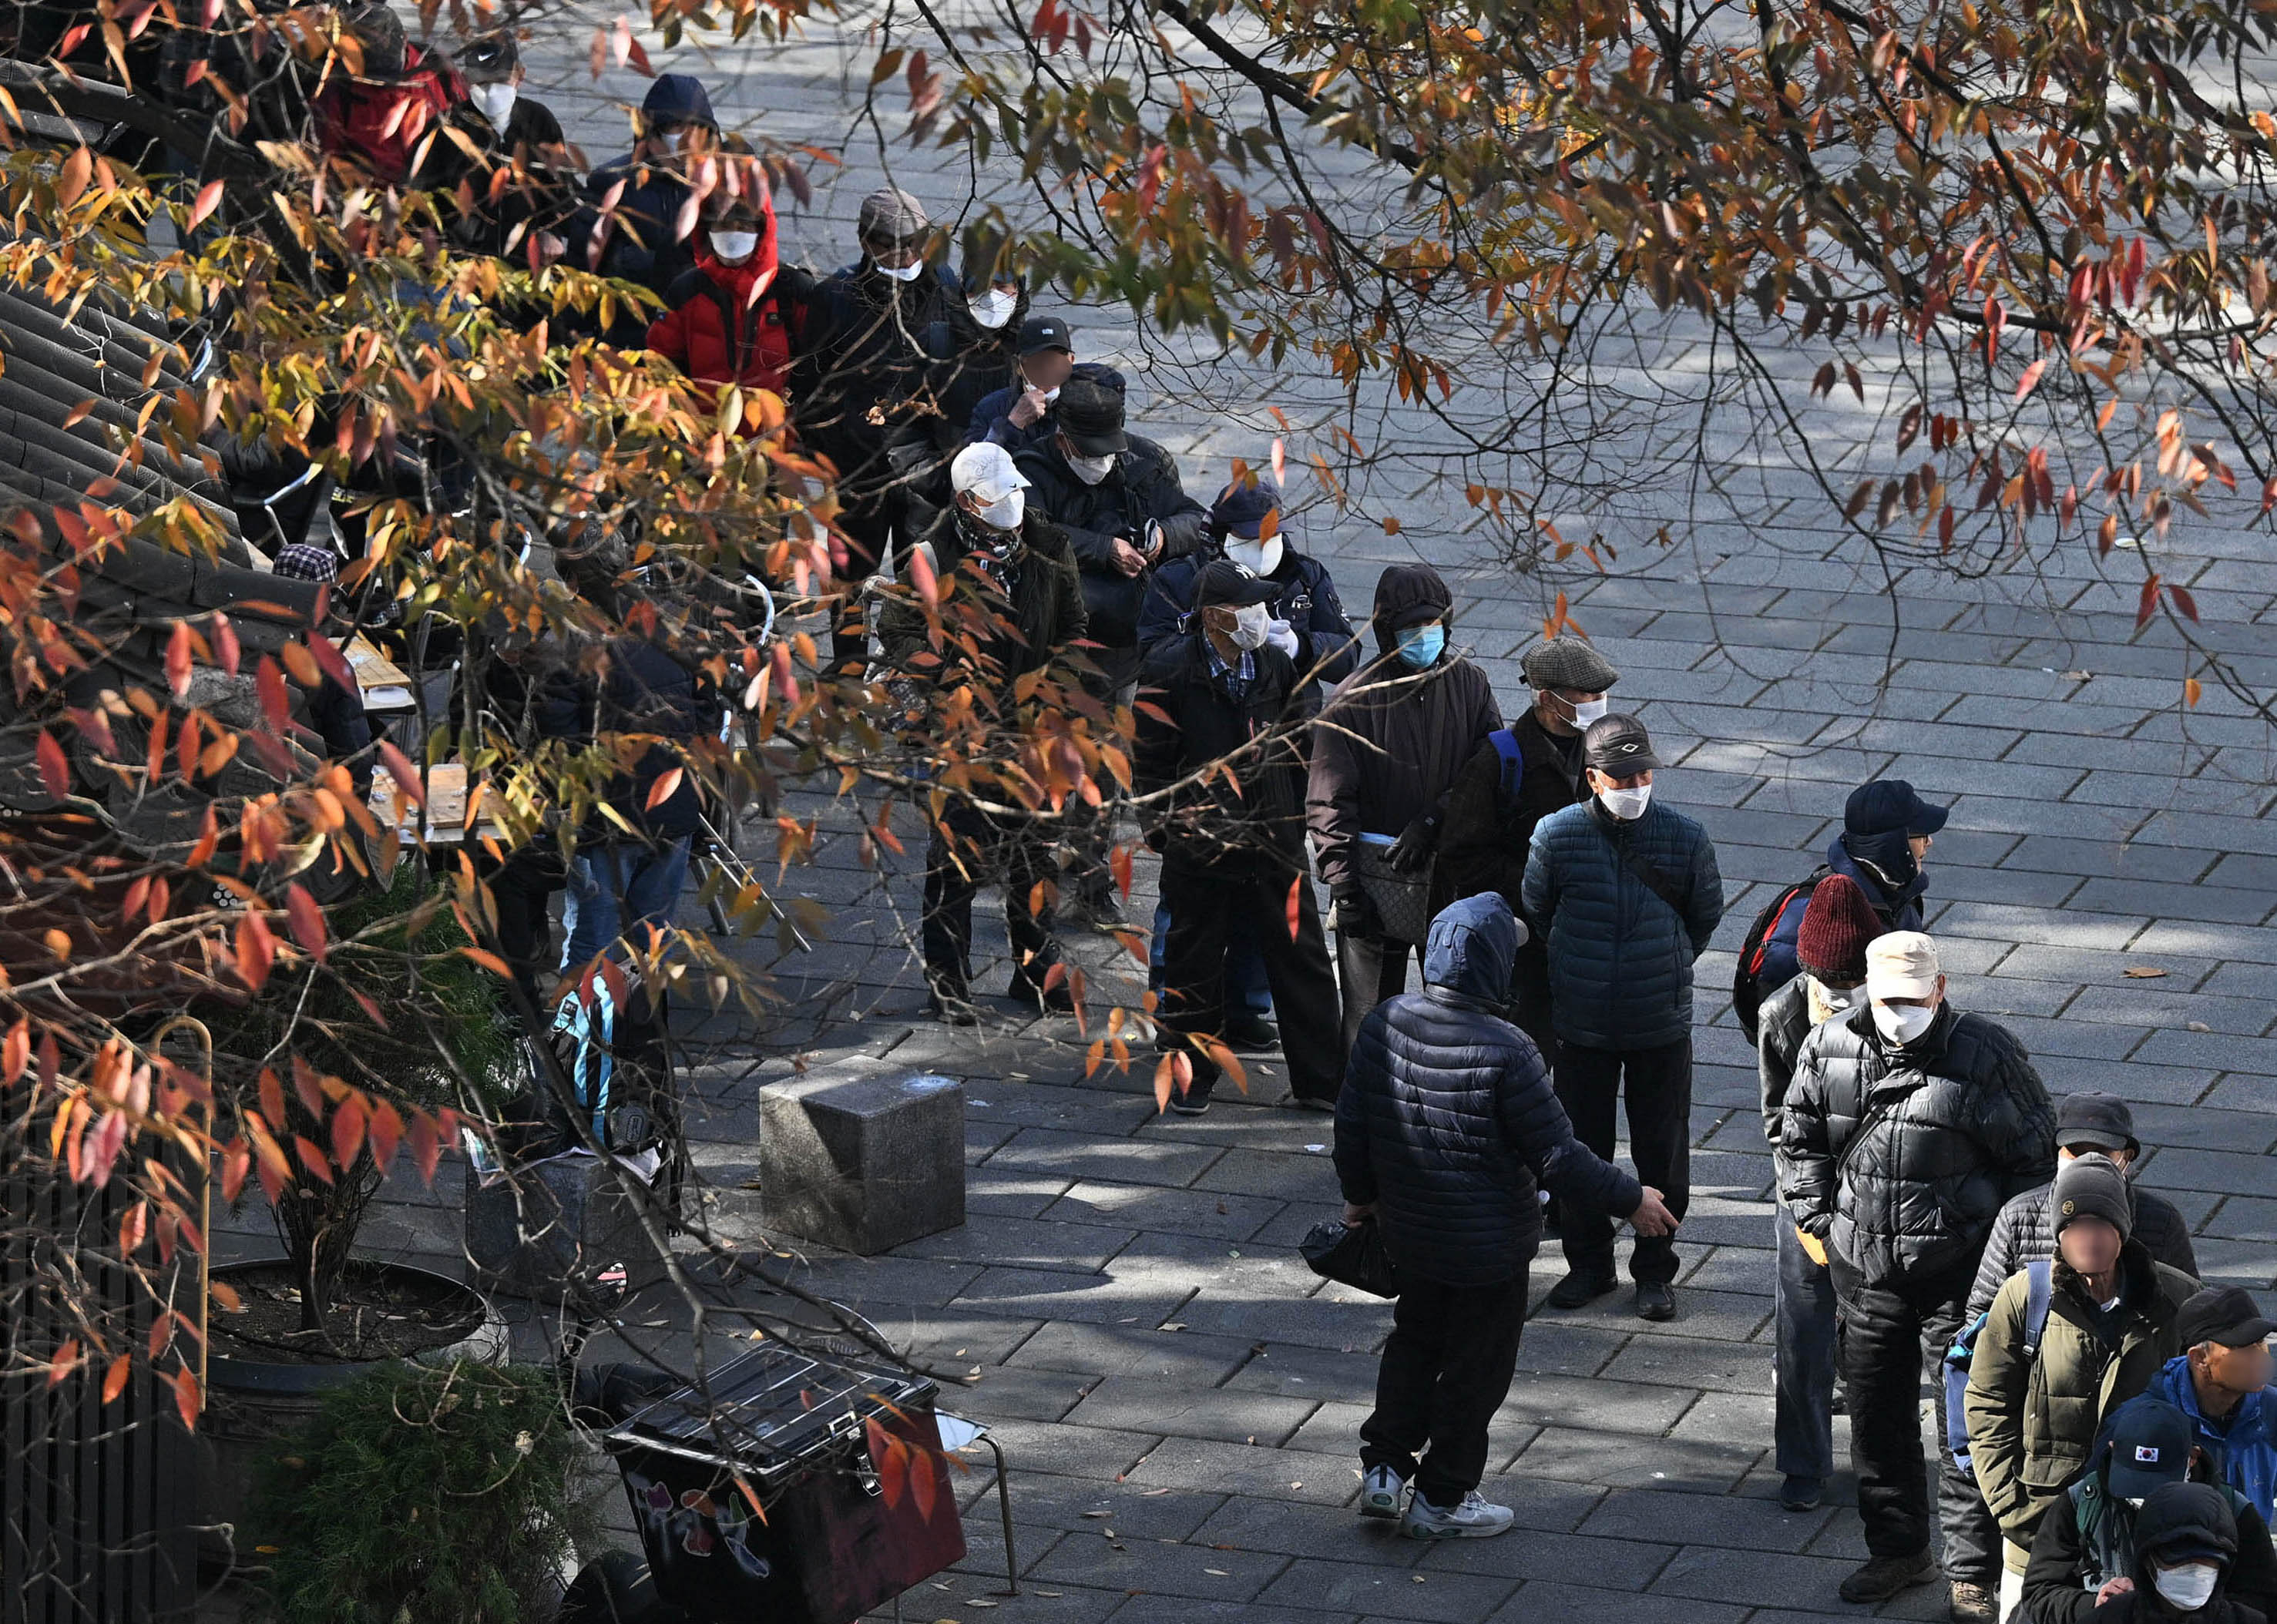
[1778,1002,2056,1288]
[1335,894,1645,1287]
[1520,797,1725,1049]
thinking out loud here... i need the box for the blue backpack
[1943,1260,2054,1481]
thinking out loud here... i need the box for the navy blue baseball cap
[1213,478,1280,540]
[1018,316,1074,357]
[1845,778,1950,838]
[2104,1397,2194,1502]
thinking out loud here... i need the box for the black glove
[1334,885,1380,941]
[1386,810,1441,874]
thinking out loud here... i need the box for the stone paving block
[1577,1486,1833,1553]
[2136,1028,2277,1075]
[1170,1293,1394,1351]
[1066,1375,1318,1446]
[986,1127,1227,1189]
[1510,1425,1758,1493]
[1108,1231,1328,1302]
[1124,1438,1369,1505]
[1188,1495,1426,1565]
[1226,1342,1386,1402]
[896,1213,1142,1273]
[2062,985,2275,1035]
[2204,961,2277,1002]
[1045,1179,1287,1241]
[1648,1545,1866,1609]
[975,1471,1229,1542]
[1254,1556,1518,1622]
[2132,921,2277,964]
[1107,1599,1364,1624]
[956,1364,1102,1424]
[2002,835,2214,884]
[947,1518,1066,1581]
[876,1310,1046,1367]
[1251,1200,1353,1250]
[1675,1244,1776,1297]
[774,1253,987,1309]
[873,1576,1129,1624]
[1929,867,2086,911]
[969,1418,1163,1481]
[1496,1369,1701,1434]
[2072,877,2276,926]
[2129,1106,2277,1154]
[1283,1401,1372,1457]
[1534,1287,1771,1344]
[1603,1332,1775,1393]
[1412,1525,1677,1589]
[1929,901,2148,952]
[954,1266,1197,1327]
[1007,1322,1254,1384]
[1193,1147,1346,1202]
[1028,1536,1291,1602]
[1482,1579,1748,1624]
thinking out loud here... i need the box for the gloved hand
[1333,885,1379,941]
[1386,810,1441,874]
[1264,618,1300,659]
[1795,1226,1829,1268]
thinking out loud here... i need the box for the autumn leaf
[234,910,276,992]
[172,1365,201,1431]
[35,730,66,800]
[188,177,223,229]
[284,883,327,961]
[1285,874,1302,941]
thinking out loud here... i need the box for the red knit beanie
[1796,874,1881,981]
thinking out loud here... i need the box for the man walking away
[1778,930,2055,1610]
[1437,635,1617,1062]
[2151,1289,2277,1522]
[1966,1153,2198,1622]
[1308,563,1500,1050]
[1335,893,1677,1538]
[1756,872,1882,1512]
[1133,560,1343,1114]
[1523,713,1723,1321]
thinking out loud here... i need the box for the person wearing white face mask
[452,32,576,264]
[968,317,1130,451]
[646,185,804,404]
[1521,714,1723,1325]
[2074,1482,2265,1624]
[568,74,720,305]
[1778,929,2055,1612]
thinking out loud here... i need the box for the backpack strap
[1488,728,1522,801]
[2023,1258,2055,1357]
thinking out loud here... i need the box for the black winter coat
[1521,797,1725,1050]
[968,363,1130,450]
[1437,708,1587,915]
[1778,1003,2057,1287]
[1135,545,1359,716]
[791,260,962,492]
[1132,629,1309,870]
[2079,1482,2268,1624]
[1757,972,1822,1150]
[1014,434,1208,649]
[2024,1473,2277,1624]
[1968,1179,2200,1317]
[1335,894,1644,1287]
[874,510,1086,684]
[540,637,710,844]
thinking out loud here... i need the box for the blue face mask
[1395,622,1446,668]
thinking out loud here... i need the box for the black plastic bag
[1300,1216,1401,1298]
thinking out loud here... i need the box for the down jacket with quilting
[1778,1002,2056,1287]
[1520,796,1725,1049]
[1334,893,1645,1287]
[1966,1177,2200,1317]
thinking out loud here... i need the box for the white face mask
[2154,1563,2220,1612]
[711,230,759,263]
[1809,976,1862,1016]
[1065,449,1117,485]
[1572,696,1610,727]
[1226,602,1271,650]
[1597,783,1651,820]
[971,488,1023,529]
[1872,1001,1938,1045]
[971,288,1018,329]
[474,82,518,129]
[1039,385,1061,405]
[878,260,925,284]
[1225,536,1284,577]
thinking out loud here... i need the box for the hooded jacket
[1755,827,1933,998]
[1970,1179,2201,1317]
[1136,542,1358,716]
[1335,894,1644,1287]
[1778,1002,2056,1287]
[1966,1242,2200,1546]
[1013,433,1208,648]
[575,75,720,300]
[1132,626,1310,868]
[646,191,801,398]
[2084,1483,2265,1624]
[316,45,467,189]
[1521,797,1725,1049]
[1306,564,1501,898]
[873,509,1086,685]
[2151,1357,2277,1522]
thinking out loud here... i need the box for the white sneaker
[1359,1464,1407,1519]
[1400,1490,1516,1539]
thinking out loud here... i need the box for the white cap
[949,441,1029,505]
[1866,931,1941,1002]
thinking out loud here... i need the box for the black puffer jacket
[1757,972,1822,1149]
[1014,434,1207,649]
[1133,629,1309,868]
[792,259,962,492]
[1306,564,1501,898]
[1778,1002,2056,1287]
[2086,1484,2266,1624]
[1967,1178,2200,1317]
[1335,894,1644,1287]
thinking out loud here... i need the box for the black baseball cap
[1018,316,1074,357]
[2104,1397,2194,1502]
[2176,1286,2277,1351]
[2057,1091,2138,1156]
[1054,377,1126,455]
[1192,559,1280,609]
[1846,778,1950,838]
[1583,714,1663,774]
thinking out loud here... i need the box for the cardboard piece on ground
[343,633,415,713]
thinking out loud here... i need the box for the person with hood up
[2078,1483,2268,1624]
[1778,930,2055,1609]
[646,178,804,402]
[1307,562,1501,1051]
[967,318,1127,451]
[572,74,721,303]
[1133,559,1343,1114]
[1755,872,1883,1513]
[2151,1289,2277,1522]
[1965,1153,2200,1622]
[1523,713,1723,1322]
[2021,1398,2277,1624]
[1335,893,1678,1539]
[1436,634,1620,1062]
[315,2,469,190]
[1749,777,1948,1011]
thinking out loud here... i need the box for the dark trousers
[480,846,566,1018]
[1068,644,1142,904]
[1157,855,1343,1102]
[1830,1254,1989,1565]
[1360,1271,1528,1506]
[922,804,1060,997]
[1556,1038,1691,1284]
[1774,1205,1839,1481]
[1336,929,1421,1052]
[1149,899,1271,1015]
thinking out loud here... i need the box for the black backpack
[1729,869,1825,1042]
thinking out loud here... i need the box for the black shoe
[1544,1270,1618,1310]
[1778,1474,1823,1512]
[1068,891,1127,932]
[1168,1088,1213,1116]
[1224,1011,1280,1052]
[1276,1092,1338,1113]
[1635,1282,1676,1321]
[925,991,979,1026]
[1839,1550,1937,1605]
[1009,968,1076,1014]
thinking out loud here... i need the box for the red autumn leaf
[102,1354,132,1404]
[212,611,240,676]
[256,655,290,730]
[2135,572,2162,629]
[306,632,354,692]
[367,1099,404,1173]
[166,620,193,699]
[1285,874,1302,941]
[47,1338,80,1386]
[35,730,67,800]
[171,1365,200,1431]
[331,1095,367,1171]
[378,740,425,807]
[644,767,684,811]
[1110,843,1134,900]
[407,1112,443,1183]
[284,883,327,960]
[257,1067,286,1131]
[909,1444,939,1521]
[2169,585,2200,622]
[234,910,275,992]
[189,177,223,229]
[220,1136,250,1203]
[1152,1052,1176,1113]
[293,1133,334,1183]
[2,1019,27,1084]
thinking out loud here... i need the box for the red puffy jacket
[646,191,794,398]
[315,45,465,188]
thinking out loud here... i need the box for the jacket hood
[2132,1480,2237,1568]
[1370,563,1453,653]
[1835,827,1926,908]
[699,185,781,283]
[1422,893,1520,1002]
[643,73,717,131]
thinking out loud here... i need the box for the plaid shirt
[1206,639,1255,701]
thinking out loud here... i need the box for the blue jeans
[1774,1204,1839,1481]
[562,837,693,970]
[1148,899,1271,1015]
